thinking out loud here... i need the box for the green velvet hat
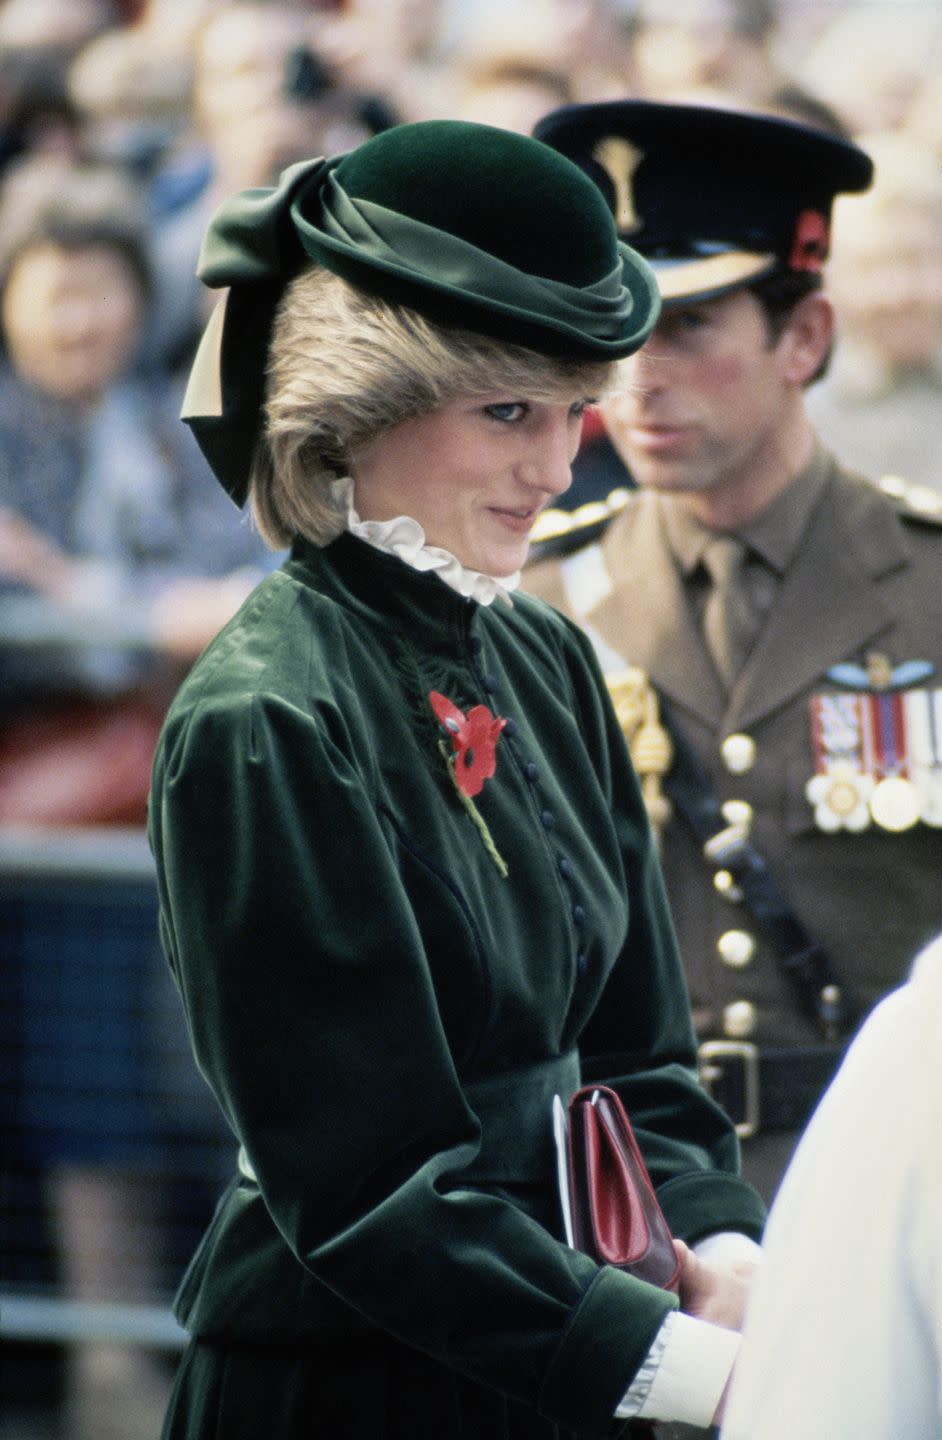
[534,100,874,305]
[182,118,661,504]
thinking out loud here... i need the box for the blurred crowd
[1,0,941,775]
[1,2,941,1437]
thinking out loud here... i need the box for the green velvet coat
[148,532,764,1439]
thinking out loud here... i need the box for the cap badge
[592,137,641,233]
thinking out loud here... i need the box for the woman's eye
[570,399,589,419]
[484,402,528,422]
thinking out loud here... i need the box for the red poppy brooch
[429,690,508,877]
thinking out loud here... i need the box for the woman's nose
[518,416,577,496]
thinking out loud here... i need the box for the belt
[698,1040,845,1139]
[463,1050,580,1183]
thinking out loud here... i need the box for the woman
[150,119,765,1437]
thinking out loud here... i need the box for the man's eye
[485,402,528,422]
[570,400,589,418]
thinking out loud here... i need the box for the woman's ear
[778,291,834,386]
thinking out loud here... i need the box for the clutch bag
[553,1084,680,1293]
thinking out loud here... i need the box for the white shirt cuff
[616,1311,741,1426]
[694,1230,763,1267]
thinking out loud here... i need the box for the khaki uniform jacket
[526,453,942,1053]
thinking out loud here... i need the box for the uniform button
[469,634,483,654]
[524,761,540,783]
[717,929,756,968]
[502,718,518,738]
[540,809,555,830]
[723,999,757,1038]
[482,673,499,693]
[721,799,754,830]
[558,855,573,879]
[721,733,756,775]
[576,952,588,976]
[713,869,744,903]
[572,904,586,928]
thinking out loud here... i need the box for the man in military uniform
[525,99,942,1204]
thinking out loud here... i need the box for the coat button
[721,734,757,774]
[482,673,499,693]
[540,809,555,830]
[558,856,573,879]
[717,929,756,968]
[713,869,744,903]
[723,999,757,1038]
[572,904,586,928]
[720,799,753,831]
[502,718,518,738]
[469,634,483,654]
[576,951,588,976]
[524,761,540,782]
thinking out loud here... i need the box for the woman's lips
[489,506,538,533]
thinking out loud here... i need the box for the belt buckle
[698,1040,760,1139]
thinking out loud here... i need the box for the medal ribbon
[865,692,910,779]
[810,693,863,772]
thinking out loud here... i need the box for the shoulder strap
[659,697,855,1039]
[665,696,858,1036]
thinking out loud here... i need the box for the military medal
[906,688,942,828]
[862,691,921,832]
[813,658,940,834]
[806,694,873,832]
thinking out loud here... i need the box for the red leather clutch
[562,1084,680,1293]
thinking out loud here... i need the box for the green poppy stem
[438,741,509,879]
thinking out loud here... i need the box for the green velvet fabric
[149,536,764,1437]
[182,120,661,505]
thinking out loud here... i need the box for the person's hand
[672,1237,757,1330]
[672,1238,758,1427]
[0,508,76,598]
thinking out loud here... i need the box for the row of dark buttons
[474,651,588,975]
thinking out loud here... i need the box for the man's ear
[778,291,834,386]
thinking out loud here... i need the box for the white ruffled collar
[335,478,519,607]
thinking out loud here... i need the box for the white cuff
[694,1231,763,1267]
[617,1312,740,1426]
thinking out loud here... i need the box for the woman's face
[2,240,145,406]
[351,390,590,576]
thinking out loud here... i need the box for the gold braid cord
[605,669,674,844]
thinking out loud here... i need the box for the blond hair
[250,265,615,548]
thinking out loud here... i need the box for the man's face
[600,288,797,504]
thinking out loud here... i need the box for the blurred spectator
[0,45,85,181]
[441,0,637,106]
[630,0,784,106]
[796,1,942,137]
[807,131,942,497]
[455,58,573,133]
[143,0,395,369]
[0,156,267,1438]
[311,0,455,121]
[67,22,194,184]
[0,157,268,828]
[0,0,121,56]
[906,71,942,164]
